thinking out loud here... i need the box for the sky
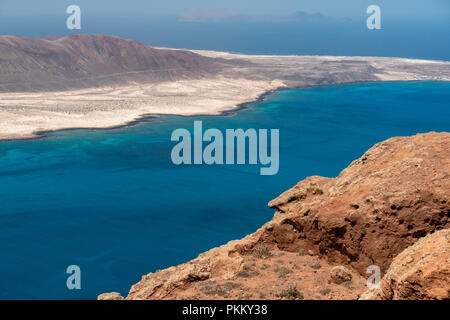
[1,0,449,61]
[0,0,449,21]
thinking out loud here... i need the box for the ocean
[0,81,449,299]
[1,16,450,61]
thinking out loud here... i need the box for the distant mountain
[179,9,336,23]
[0,34,221,92]
[179,8,244,22]
[288,10,331,22]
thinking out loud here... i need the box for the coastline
[0,77,287,141]
[1,80,446,143]
[1,47,450,142]
[0,82,286,142]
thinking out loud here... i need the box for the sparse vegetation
[198,280,241,297]
[277,266,293,278]
[236,265,260,278]
[340,280,353,290]
[252,243,273,259]
[319,288,331,296]
[279,284,304,300]
[311,263,322,269]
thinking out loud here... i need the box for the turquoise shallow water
[0,81,449,299]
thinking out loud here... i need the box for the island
[1,34,449,141]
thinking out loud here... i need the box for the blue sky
[1,0,449,21]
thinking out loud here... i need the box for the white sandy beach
[1,49,449,141]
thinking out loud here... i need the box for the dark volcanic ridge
[0,34,225,92]
[2,33,449,94]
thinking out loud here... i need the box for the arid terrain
[99,132,450,300]
[1,34,450,140]
[2,34,448,300]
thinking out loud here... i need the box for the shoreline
[0,79,447,143]
[2,44,450,142]
[157,46,450,63]
[0,84,283,143]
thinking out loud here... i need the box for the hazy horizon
[1,17,449,62]
[1,0,449,21]
[0,1,449,61]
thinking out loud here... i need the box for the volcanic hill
[0,34,222,92]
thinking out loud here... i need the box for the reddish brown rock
[125,244,366,300]
[329,266,353,284]
[97,292,124,300]
[361,229,450,300]
[266,132,449,274]
[0,34,222,92]
[99,132,449,300]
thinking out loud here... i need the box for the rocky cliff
[99,132,449,300]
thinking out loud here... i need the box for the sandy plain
[1,49,449,141]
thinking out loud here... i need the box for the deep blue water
[2,16,450,61]
[0,81,449,299]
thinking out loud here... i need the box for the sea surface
[0,81,449,299]
[2,16,450,61]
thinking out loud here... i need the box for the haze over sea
[0,81,449,299]
[1,16,450,61]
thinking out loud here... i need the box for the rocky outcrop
[99,132,449,300]
[124,241,367,300]
[265,132,449,274]
[97,292,124,300]
[360,229,450,300]
[329,266,353,285]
